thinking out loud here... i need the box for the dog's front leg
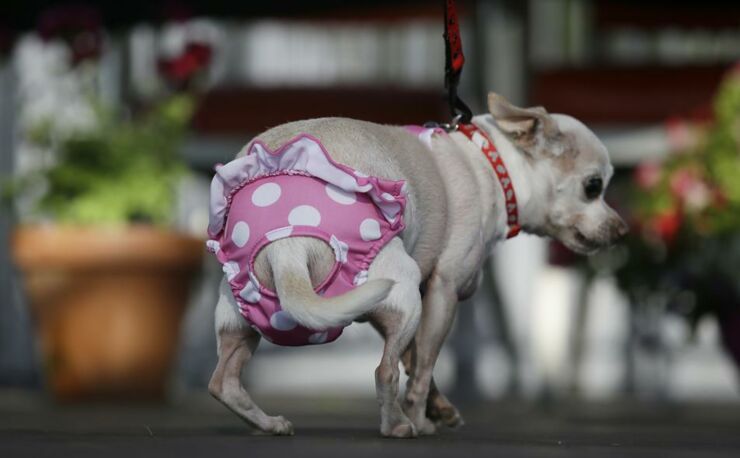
[403,272,457,435]
[421,270,486,429]
[426,378,465,428]
[400,349,464,429]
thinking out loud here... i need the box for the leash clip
[441,114,464,132]
[424,113,463,133]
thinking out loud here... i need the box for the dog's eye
[584,177,603,200]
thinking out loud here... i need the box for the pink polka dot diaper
[207,134,407,346]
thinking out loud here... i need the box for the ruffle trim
[208,134,407,238]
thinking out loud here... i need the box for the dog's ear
[488,93,560,152]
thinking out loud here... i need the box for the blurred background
[1,0,740,410]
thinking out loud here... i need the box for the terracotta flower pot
[11,225,204,401]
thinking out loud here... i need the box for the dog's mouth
[570,229,602,254]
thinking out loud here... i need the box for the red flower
[37,5,103,65]
[650,209,682,244]
[157,41,212,88]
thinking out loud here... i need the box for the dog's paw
[416,417,437,436]
[381,419,418,439]
[403,402,437,436]
[428,404,465,429]
[255,415,294,436]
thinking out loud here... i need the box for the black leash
[442,0,472,127]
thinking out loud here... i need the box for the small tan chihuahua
[207,93,627,438]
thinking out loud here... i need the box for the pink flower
[665,117,699,153]
[669,169,711,211]
[669,169,694,197]
[634,161,662,190]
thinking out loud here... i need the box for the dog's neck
[462,114,543,237]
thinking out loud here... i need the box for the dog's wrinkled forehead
[550,114,611,177]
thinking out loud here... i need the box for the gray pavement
[1,391,739,458]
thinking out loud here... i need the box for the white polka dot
[266,226,293,241]
[270,311,298,331]
[325,183,357,205]
[239,280,261,303]
[359,218,381,241]
[308,332,328,344]
[231,221,250,247]
[329,235,349,263]
[206,240,221,253]
[288,205,321,226]
[248,271,261,287]
[381,192,395,201]
[381,203,401,222]
[222,261,240,281]
[251,182,282,207]
[353,170,368,178]
[353,270,368,286]
[401,182,408,195]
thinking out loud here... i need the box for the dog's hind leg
[367,238,422,439]
[208,278,294,435]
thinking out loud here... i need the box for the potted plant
[4,9,209,401]
[602,64,740,376]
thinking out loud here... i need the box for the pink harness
[207,134,407,346]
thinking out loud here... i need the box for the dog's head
[488,93,628,255]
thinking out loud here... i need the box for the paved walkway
[1,391,739,457]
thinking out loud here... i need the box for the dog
[206,92,627,438]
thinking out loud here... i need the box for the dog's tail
[265,240,393,330]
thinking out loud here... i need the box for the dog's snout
[613,217,629,241]
[618,218,629,237]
